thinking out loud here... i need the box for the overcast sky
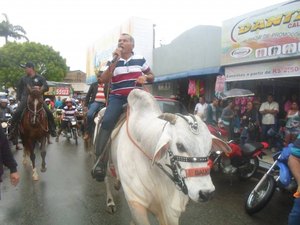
[1,0,287,72]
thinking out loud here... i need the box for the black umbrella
[219,88,254,99]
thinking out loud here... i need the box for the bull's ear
[152,130,171,164]
[211,135,232,154]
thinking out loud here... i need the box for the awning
[154,66,223,83]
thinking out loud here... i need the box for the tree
[0,42,68,89]
[0,13,29,44]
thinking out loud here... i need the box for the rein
[125,107,212,195]
[26,100,49,133]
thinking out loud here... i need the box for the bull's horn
[158,113,177,125]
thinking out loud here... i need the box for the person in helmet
[9,62,57,138]
[0,99,12,121]
[8,97,18,113]
[45,98,54,112]
[56,98,77,142]
[0,99,22,150]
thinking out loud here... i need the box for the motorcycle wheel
[72,128,78,145]
[237,157,259,180]
[245,174,276,215]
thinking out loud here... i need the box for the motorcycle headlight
[71,121,77,125]
[1,122,7,128]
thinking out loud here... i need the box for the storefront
[222,0,300,111]
[152,25,223,112]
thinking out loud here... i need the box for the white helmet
[45,98,51,102]
[0,98,8,104]
[65,98,72,103]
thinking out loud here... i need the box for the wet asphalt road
[0,137,294,225]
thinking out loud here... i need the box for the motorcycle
[76,105,85,136]
[1,112,12,138]
[208,123,269,180]
[245,145,297,215]
[63,117,78,145]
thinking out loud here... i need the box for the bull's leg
[128,201,151,225]
[40,138,47,172]
[105,175,116,214]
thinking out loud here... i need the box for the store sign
[225,59,300,82]
[56,87,70,96]
[222,1,300,65]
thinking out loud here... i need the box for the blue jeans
[101,95,128,132]
[261,124,277,148]
[86,101,105,135]
[288,197,300,225]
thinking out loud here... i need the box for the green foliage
[0,13,29,43]
[0,42,68,89]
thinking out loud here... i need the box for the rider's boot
[91,129,111,182]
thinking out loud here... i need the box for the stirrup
[91,159,106,182]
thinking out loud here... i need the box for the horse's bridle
[126,110,212,195]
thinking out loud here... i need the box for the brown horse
[19,86,49,181]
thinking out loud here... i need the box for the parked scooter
[208,123,269,180]
[245,144,296,215]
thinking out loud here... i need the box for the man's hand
[10,172,20,186]
[136,76,148,85]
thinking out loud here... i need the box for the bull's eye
[176,143,186,152]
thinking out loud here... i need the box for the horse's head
[27,85,44,106]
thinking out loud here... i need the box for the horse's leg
[105,175,116,214]
[40,138,47,172]
[30,151,39,181]
[22,141,31,165]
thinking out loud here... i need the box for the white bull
[104,89,231,225]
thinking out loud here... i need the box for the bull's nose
[199,190,215,202]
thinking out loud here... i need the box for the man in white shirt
[259,93,279,151]
[194,96,208,121]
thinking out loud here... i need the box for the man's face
[25,67,34,75]
[267,95,273,103]
[118,34,134,54]
[97,76,103,83]
[0,102,7,107]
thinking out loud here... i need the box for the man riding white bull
[9,62,57,139]
[91,33,154,182]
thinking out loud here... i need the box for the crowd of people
[194,93,300,151]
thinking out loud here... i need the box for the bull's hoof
[41,167,47,173]
[106,204,116,214]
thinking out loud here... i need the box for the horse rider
[9,61,57,139]
[83,70,108,141]
[55,98,77,142]
[91,33,154,182]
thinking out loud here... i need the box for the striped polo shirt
[95,83,106,103]
[62,105,77,121]
[111,54,150,96]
